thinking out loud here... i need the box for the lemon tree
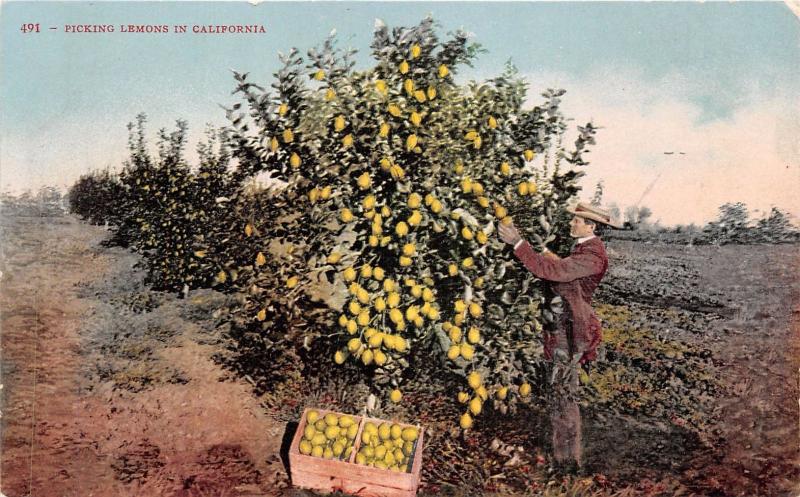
[223,17,598,427]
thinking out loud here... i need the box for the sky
[1,1,798,226]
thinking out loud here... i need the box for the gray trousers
[548,328,583,466]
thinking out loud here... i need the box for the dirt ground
[1,212,287,496]
[1,210,799,496]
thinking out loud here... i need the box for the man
[498,202,621,471]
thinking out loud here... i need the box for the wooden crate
[289,407,425,497]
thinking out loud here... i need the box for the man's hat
[566,202,623,229]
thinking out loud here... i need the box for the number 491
[21,23,40,33]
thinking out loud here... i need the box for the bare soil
[1,210,799,497]
[1,213,287,497]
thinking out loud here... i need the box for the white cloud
[524,67,800,226]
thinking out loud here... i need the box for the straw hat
[566,202,623,229]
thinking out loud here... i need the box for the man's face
[569,216,595,238]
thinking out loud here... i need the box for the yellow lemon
[320,185,332,199]
[524,149,535,161]
[373,267,385,280]
[349,301,362,315]
[340,208,354,223]
[410,112,422,126]
[363,195,376,210]
[270,137,279,152]
[406,134,418,151]
[314,69,325,81]
[325,88,336,101]
[338,314,348,327]
[497,386,509,400]
[474,277,485,288]
[476,231,488,244]
[447,345,460,360]
[399,60,409,74]
[427,86,437,100]
[414,90,426,103]
[494,205,508,219]
[404,79,414,94]
[360,264,373,279]
[399,256,412,267]
[387,292,400,308]
[462,257,474,269]
[368,235,379,247]
[334,350,346,364]
[401,427,418,442]
[438,64,449,78]
[518,182,529,196]
[347,338,361,353]
[376,79,387,94]
[528,181,538,194]
[290,152,301,168]
[460,412,473,429]
[520,382,531,397]
[468,371,482,389]
[283,128,294,143]
[461,226,474,240]
[390,164,405,179]
[255,251,266,266]
[473,136,482,149]
[407,210,422,226]
[343,266,356,282]
[342,134,354,148]
[448,326,462,343]
[410,43,421,58]
[460,342,475,360]
[286,276,298,289]
[458,392,469,403]
[448,264,458,277]
[469,397,482,415]
[379,122,390,137]
[430,199,443,214]
[374,297,387,312]
[357,172,371,190]
[500,161,511,176]
[469,303,482,318]
[488,116,497,129]
[407,193,422,209]
[402,243,416,256]
[395,221,409,236]
[467,327,480,344]
[346,320,358,334]
[390,389,402,403]
[256,309,266,321]
[278,102,288,116]
[388,104,401,117]
[383,279,396,292]
[334,115,346,132]
[361,349,374,365]
[501,216,513,226]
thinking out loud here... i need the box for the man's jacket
[513,236,609,363]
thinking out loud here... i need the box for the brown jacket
[514,236,608,363]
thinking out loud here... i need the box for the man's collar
[576,235,597,245]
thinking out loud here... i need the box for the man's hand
[498,221,522,246]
